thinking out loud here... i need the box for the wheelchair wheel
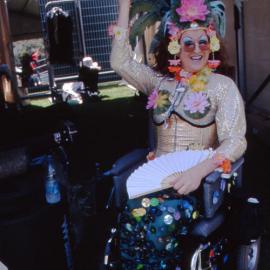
[236,237,261,270]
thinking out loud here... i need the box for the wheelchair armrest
[105,148,149,210]
[204,157,244,184]
[202,157,244,218]
[108,148,149,176]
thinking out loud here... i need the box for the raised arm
[117,0,130,29]
[110,0,161,95]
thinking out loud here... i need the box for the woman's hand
[170,167,204,195]
[119,0,130,7]
[170,156,222,195]
[117,0,131,28]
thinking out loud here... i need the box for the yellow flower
[201,67,212,76]
[191,80,205,92]
[189,74,205,91]
[210,35,220,52]
[187,67,211,92]
[113,26,126,41]
[168,40,181,55]
[157,92,170,108]
[188,75,197,85]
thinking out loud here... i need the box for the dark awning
[7,0,41,40]
[8,0,40,17]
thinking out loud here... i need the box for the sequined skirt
[119,189,200,270]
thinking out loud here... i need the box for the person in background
[30,49,41,86]
[21,53,36,87]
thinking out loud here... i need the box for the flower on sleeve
[108,25,127,41]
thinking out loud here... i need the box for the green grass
[99,84,136,100]
[29,97,52,107]
[28,83,136,107]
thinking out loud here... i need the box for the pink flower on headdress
[176,0,210,22]
[167,22,181,39]
[183,92,210,114]
[207,25,216,37]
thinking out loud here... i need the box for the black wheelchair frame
[103,135,261,270]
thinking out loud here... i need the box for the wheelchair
[103,117,262,270]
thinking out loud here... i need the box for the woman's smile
[179,29,210,73]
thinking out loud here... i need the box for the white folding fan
[127,150,212,199]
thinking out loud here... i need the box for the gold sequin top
[110,27,247,161]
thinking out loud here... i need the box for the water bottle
[45,154,61,204]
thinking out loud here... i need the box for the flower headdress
[129,0,226,69]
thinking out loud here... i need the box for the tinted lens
[183,40,195,52]
[198,39,209,51]
[182,37,209,52]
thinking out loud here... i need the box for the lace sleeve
[215,77,247,161]
[110,26,161,96]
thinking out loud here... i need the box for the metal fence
[39,0,120,82]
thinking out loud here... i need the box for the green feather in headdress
[209,0,226,38]
[129,0,171,49]
[129,12,160,49]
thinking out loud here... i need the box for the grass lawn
[29,97,52,107]
[29,83,136,107]
[99,83,137,100]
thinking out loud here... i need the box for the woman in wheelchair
[108,0,260,269]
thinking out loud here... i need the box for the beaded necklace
[168,66,212,92]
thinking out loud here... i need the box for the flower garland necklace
[176,66,213,119]
[146,66,212,119]
[174,66,212,92]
